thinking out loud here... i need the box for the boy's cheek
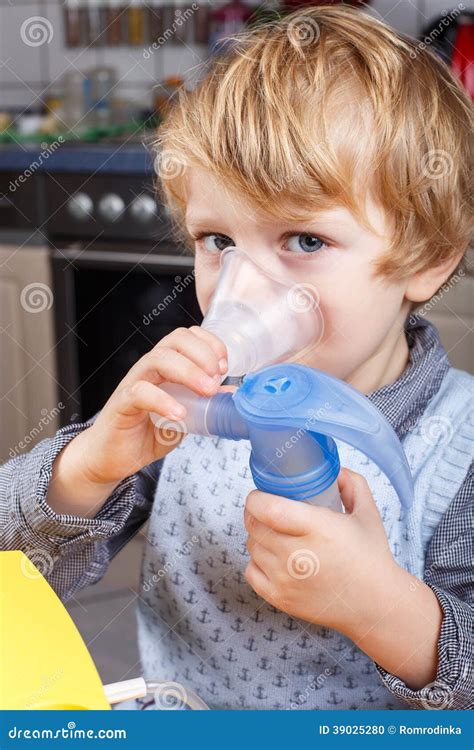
[195,278,217,315]
[301,280,406,378]
[194,249,407,380]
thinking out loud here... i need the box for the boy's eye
[200,234,235,253]
[196,231,327,255]
[286,234,326,254]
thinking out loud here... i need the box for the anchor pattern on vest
[137,371,472,709]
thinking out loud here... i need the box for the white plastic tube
[103,678,210,710]
[103,677,147,705]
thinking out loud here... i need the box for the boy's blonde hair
[154,4,472,279]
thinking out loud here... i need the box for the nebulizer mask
[194,244,324,377]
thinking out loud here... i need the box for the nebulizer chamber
[149,246,342,510]
[150,246,414,512]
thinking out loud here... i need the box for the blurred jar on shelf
[162,1,175,36]
[60,70,92,135]
[173,0,198,43]
[63,0,90,47]
[128,0,146,45]
[148,0,164,42]
[89,66,117,128]
[106,0,125,45]
[194,1,211,44]
[86,0,107,46]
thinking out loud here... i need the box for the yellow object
[0,551,110,710]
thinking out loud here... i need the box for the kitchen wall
[0,0,207,112]
[1,0,473,111]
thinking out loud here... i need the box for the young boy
[1,6,472,710]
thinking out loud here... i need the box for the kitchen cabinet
[0,244,60,463]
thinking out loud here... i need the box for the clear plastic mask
[200,245,324,377]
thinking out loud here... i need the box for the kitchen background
[1,0,473,697]
[1,1,474,114]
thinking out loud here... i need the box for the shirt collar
[367,316,450,438]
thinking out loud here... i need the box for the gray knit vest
[136,368,473,709]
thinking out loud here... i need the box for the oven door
[51,242,202,425]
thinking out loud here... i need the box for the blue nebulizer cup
[149,246,414,512]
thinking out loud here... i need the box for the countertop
[0,142,155,175]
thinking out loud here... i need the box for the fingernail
[218,358,228,374]
[166,405,186,420]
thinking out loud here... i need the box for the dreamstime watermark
[9,137,64,192]
[21,548,56,579]
[143,272,195,325]
[24,668,64,709]
[153,681,189,710]
[419,680,453,710]
[21,16,54,47]
[154,416,187,446]
[290,667,333,708]
[20,281,54,313]
[9,403,65,458]
[421,149,454,180]
[154,147,188,181]
[286,15,320,48]
[274,160,306,193]
[409,268,465,322]
[287,548,320,579]
[275,402,331,459]
[410,4,465,59]
[142,536,198,592]
[8,725,127,740]
[144,4,198,58]
[420,415,454,447]
[287,282,320,315]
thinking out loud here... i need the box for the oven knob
[98,193,125,222]
[129,194,157,223]
[67,192,93,221]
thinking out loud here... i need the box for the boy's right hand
[81,326,228,483]
[47,327,227,516]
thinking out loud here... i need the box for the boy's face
[185,168,411,387]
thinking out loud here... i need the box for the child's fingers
[244,509,288,550]
[136,348,221,396]
[245,560,272,600]
[337,467,378,520]
[187,326,228,372]
[117,379,189,419]
[156,327,222,378]
[245,490,320,536]
[246,537,277,573]
[337,467,356,513]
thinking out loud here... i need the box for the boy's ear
[405,249,466,303]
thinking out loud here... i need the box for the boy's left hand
[244,467,400,637]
